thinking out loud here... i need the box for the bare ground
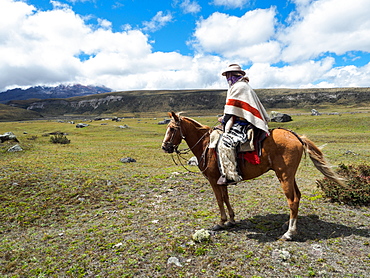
[2,165,369,277]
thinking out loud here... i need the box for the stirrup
[217,176,237,186]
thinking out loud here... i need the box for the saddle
[209,126,262,166]
[210,126,255,152]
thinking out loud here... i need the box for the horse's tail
[300,135,347,187]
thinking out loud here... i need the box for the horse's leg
[210,182,228,230]
[220,186,236,227]
[279,177,301,240]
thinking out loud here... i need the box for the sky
[1,0,370,92]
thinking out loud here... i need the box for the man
[217,64,270,185]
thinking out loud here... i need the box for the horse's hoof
[212,224,225,231]
[280,232,295,241]
[225,221,236,228]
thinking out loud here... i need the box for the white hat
[221,64,246,76]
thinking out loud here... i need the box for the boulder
[158,119,171,125]
[120,157,136,163]
[0,132,19,143]
[188,156,198,166]
[167,257,183,267]
[271,113,292,122]
[76,123,89,128]
[311,109,321,116]
[8,144,23,152]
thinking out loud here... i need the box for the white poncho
[224,78,270,135]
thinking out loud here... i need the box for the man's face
[225,72,233,79]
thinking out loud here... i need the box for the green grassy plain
[1,112,369,277]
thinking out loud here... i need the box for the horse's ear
[169,112,179,122]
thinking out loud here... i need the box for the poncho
[224,78,270,135]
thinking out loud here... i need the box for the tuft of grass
[50,133,71,144]
[317,163,370,206]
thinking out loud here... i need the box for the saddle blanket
[238,151,260,165]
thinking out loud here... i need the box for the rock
[8,144,23,152]
[188,156,198,166]
[158,119,171,125]
[0,132,19,143]
[344,150,359,156]
[311,244,324,256]
[271,113,292,122]
[311,109,321,116]
[271,249,291,261]
[120,157,136,163]
[113,242,123,248]
[167,257,183,267]
[119,125,129,129]
[192,229,211,242]
[76,123,89,128]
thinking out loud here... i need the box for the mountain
[0,84,112,104]
[5,87,370,119]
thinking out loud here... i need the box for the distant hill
[0,88,370,121]
[0,103,42,122]
[0,84,112,104]
[2,87,370,120]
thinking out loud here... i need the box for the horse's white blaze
[164,128,171,140]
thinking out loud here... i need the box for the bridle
[163,117,211,173]
[163,120,184,154]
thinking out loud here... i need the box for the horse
[161,112,345,240]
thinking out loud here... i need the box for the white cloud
[0,0,226,92]
[180,0,201,14]
[66,0,92,3]
[79,54,226,90]
[247,57,335,88]
[0,1,86,89]
[97,18,112,29]
[212,0,250,9]
[1,0,370,92]
[193,9,279,63]
[321,62,370,88]
[280,0,370,62]
[142,11,173,32]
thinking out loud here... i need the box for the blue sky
[0,0,369,92]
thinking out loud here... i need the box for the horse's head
[161,112,183,153]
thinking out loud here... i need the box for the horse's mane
[181,116,210,131]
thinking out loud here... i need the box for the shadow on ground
[224,214,370,242]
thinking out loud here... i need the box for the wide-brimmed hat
[221,64,246,76]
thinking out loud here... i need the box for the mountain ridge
[4,87,370,120]
[0,84,112,104]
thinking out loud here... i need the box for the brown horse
[161,112,345,240]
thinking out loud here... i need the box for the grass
[1,113,370,277]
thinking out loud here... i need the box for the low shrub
[50,133,70,144]
[317,164,370,206]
